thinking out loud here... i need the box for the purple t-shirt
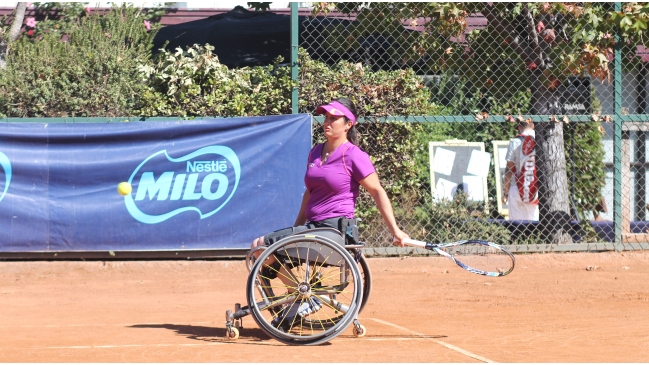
[304,142,376,222]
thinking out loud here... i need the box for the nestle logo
[186,160,229,173]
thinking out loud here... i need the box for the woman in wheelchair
[249,97,410,329]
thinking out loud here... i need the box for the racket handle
[399,238,427,248]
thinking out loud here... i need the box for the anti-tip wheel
[353,324,366,338]
[226,327,240,340]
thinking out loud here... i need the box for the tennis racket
[400,238,515,277]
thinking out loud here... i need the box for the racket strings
[442,243,514,276]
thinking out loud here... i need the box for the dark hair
[333,97,359,145]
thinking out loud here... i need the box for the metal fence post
[613,2,623,245]
[290,2,299,114]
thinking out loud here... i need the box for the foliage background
[0,3,614,245]
[0,5,157,117]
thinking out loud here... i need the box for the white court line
[359,338,432,341]
[2,318,494,360]
[367,318,495,363]
[1,343,225,350]
[0,321,212,329]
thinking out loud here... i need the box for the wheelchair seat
[272,227,346,266]
[291,227,345,246]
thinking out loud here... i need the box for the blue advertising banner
[0,115,311,252]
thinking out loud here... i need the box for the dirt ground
[1,251,649,362]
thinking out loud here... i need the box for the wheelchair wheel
[246,234,363,345]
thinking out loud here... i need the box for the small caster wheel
[226,327,239,340]
[353,324,366,338]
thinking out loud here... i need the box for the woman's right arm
[358,172,409,246]
[294,189,310,226]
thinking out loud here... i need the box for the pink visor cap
[315,101,357,124]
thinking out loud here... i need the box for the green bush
[564,121,606,216]
[299,49,444,117]
[0,5,156,117]
[136,44,294,117]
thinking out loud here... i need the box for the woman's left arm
[359,172,410,246]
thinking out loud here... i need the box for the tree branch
[0,2,27,70]
[522,4,548,70]
[7,2,27,42]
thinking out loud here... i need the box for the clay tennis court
[1,251,649,362]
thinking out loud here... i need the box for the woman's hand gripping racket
[400,238,515,277]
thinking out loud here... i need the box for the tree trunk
[0,2,28,70]
[530,72,573,244]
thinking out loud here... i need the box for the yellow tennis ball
[117,182,132,196]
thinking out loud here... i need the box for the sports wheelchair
[224,227,372,345]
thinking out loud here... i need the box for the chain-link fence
[294,2,649,249]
